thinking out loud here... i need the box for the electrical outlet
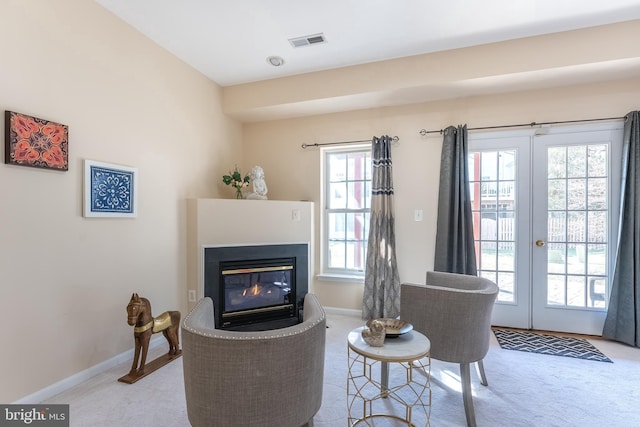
[188,290,196,302]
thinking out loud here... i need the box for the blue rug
[492,328,612,363]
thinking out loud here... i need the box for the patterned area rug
[492,328,612,363]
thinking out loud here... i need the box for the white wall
[0,0,241,402]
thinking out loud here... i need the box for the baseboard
[12,336,165,404]
[323,306,362,318]
[14,308,360,403]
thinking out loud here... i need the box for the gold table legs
[347,347,431,426]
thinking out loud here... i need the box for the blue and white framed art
[83,160,138,218]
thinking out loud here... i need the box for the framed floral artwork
[83,160,138,218]
[4,111,69,171]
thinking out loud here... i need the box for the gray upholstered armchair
[181,293,326,427]
[400,271,498,427]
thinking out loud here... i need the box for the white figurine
[246,165,268,200]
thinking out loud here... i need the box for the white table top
[348,326,431,362]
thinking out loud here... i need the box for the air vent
[288,33,327,48]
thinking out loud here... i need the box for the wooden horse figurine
[119,293,182,383]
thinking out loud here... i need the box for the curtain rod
[301,135,399,149]
[418,116,626,136]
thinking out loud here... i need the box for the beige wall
[0,1,241,402]
[243,77,640,310]
[2,0,639,405]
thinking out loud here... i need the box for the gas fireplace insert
[204,243,309,331]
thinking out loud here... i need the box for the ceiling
[95,0,640,87]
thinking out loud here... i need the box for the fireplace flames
[243,283,263,297]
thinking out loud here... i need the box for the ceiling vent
[288,33,327,48]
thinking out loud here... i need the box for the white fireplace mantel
[186,198,314,306]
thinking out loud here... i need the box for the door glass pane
[547,274,565,305]
[481,241,497,270]
[567,179,586,210]
[568,243,585,275]
[548,212,566,241]
[470,150,517,303]
[547,243,566,273]
[588,277,606,308]
[548,147,566,178]
[498,241,515,270]
[567,146,586,177]
[545,145,609,309]
[482,182,497,200]
[499,181,514,208]
[588,145,607,177]
[499,152,515,180]
[548,180,566,210]
[568,212,586,242]
[481,152,498,180]
[567,276,586,307]
[498,214,515,239]
[498,272,514,301]
[587,244,606,275]
[588,212,606,242]
[482,215,498,240]
[472,211,481,240]
[547,212,567,242]
[588,178,607,209]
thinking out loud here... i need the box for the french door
[469,124,623,335]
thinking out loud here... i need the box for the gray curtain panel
[603,111,640,347]
[362,135,401,320]
[434,125,477,275]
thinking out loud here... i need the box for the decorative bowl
[366,318,413,338]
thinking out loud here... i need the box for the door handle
[535,240,545,247]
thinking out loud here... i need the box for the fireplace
[204,243,308,331]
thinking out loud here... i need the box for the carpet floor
[492,328,613,363]
[44,311,640,426]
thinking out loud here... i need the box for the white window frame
[319,144,371,281]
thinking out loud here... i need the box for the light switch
[292,209,301,221]
[414,209,423,222]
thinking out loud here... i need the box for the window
[322,146,371,278]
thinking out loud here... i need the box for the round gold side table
[347,326,431,426]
